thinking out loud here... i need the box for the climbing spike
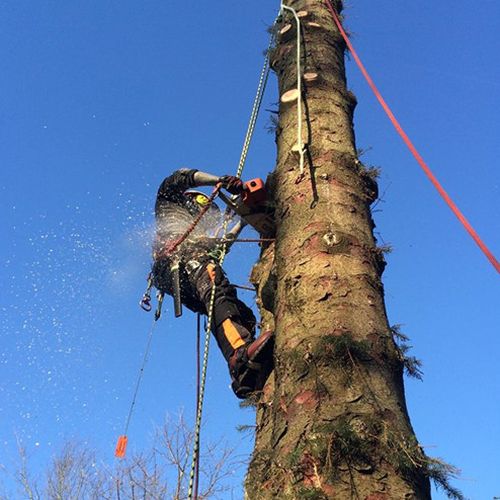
[307,22,322,28]
[297,10,309,18]
[115,435,128,459]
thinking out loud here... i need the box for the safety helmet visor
[184,190,220,217]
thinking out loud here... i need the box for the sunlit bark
[246,2,431,498]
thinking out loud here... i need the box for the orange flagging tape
[324,0,500,274]
[115,435,128,458]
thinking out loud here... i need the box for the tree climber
[152,168,274,399]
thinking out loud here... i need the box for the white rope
[280,2,305,175]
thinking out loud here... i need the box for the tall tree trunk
[246,2,432,498]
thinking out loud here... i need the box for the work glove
[219,175,244,195]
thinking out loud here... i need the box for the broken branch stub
[281,88,300,103]
[304,72,319,82]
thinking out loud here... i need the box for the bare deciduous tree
[6,414,239,499]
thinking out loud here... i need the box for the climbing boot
[229,330,274,399]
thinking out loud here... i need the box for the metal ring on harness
[140,294,152,312]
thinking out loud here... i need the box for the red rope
[324,0,500,274]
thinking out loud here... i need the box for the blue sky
[1,1,499,498]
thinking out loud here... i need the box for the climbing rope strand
[123,319,158,437]
[324,0,500,274]
[224,237,275,244]
[188,222,236,500]
[187,60,274,489]
[188,185,247,497]
[187,273,219,499]
[207,237,275,244]
[233,283,256,291]
[187,26,277,497]
[236,34,273,179]
[281,2,305,174]
[193,314,201,500]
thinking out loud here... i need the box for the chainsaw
[218,178,275,237]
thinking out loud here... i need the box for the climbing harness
[141,183,223,320]
[280,2,306,179]
[324,0,500,274]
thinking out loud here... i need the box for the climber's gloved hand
[219,175,244,195]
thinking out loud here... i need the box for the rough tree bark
[245,2,432,498]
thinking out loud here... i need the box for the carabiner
[139,272,154,312]
[140,294,152,312]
